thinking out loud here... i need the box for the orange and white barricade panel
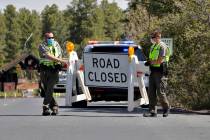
[65,52,91,106]
[128,55,149,112]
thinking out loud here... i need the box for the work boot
[42,105,51,116]
[51,106,59,116]
[143,112,157,117]
[163,109,169,117]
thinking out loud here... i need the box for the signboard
[84,53,128,87]
[161,38,173,55]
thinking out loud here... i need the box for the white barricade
[66,49,148,110]
[65,51,91,106]
[128,55,149,112]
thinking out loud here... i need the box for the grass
[0,90,65,98]
[0,91,23,98]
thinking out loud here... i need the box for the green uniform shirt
[39,41,63,67]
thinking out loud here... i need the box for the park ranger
[39,32,67,116]
[144,31,171,117]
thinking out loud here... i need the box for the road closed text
[88,72,127,83]
[87,57,127,83]
[84,53,128,87]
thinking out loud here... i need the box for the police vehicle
[82,41,149,103]
[53,71,67,93]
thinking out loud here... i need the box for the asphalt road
[0,97,209,140]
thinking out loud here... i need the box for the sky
[0,0,129,12]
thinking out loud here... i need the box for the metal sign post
[161,38,173,55]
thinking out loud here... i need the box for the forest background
[0,0,209,109]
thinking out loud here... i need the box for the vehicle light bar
[123,48,128,52]
[88,40,135,45]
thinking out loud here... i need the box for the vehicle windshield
[84,45,146,61]
[135,48,146,61]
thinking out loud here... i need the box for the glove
[144,60,150,66]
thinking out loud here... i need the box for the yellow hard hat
[66,41,74,52]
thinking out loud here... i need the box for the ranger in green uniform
[39,32,67,116]
[144,31,170,117]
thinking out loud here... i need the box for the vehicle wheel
[72,100,88,108]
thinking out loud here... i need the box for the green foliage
[101,0,124,40]
[129,0,181,18]
[29,11,42,56]
[125,4,154,40]
[1,0,210,109]
[41,4,69,45]
[0,12,6,66]
[127,0,210,109]
[4,5,21,63]
[66,0,124,56]
[18,8,42,55]
[160,1,210,109]
[67,0,98,44]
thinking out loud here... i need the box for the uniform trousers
[40,68,59,108]
[148,71,169,113]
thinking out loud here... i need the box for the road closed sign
[83,53,128,87]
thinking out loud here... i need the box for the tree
[89,7,106,40]
[124,4,152,40]
[159,0,210,109]
[126,0,210,109]
[129,0,180,17]
[41,4,69,45]
[66,0,106,56]
[4,5,21,63]
[67,0,98,44]
[101,0,124,40]
[0,12,6,66]
[18,8,42,56]
[127,0,181,31]
[30,10,42,56]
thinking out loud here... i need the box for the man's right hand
[61,59,69,67]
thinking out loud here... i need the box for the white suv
[53,71,67,93]
[83,41,149,101]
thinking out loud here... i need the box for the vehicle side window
[135,48,146,61]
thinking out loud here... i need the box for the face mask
[47,38,54,46]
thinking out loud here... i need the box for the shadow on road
[0,107,208,117]
[60,105,210,116]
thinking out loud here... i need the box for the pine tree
[41,4,69,45]
[4,5,21,63]
[0,12,6,66]
[18,8,42,56]
[67,0,98,44]
[101,0,124,40]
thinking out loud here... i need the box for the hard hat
[66,41,75,52]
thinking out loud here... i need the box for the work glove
[144,60,150,66]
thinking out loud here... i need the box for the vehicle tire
[72,100,87,108]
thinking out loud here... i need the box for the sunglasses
[151,36,161,39]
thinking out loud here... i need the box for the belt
[40,64,61,71]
